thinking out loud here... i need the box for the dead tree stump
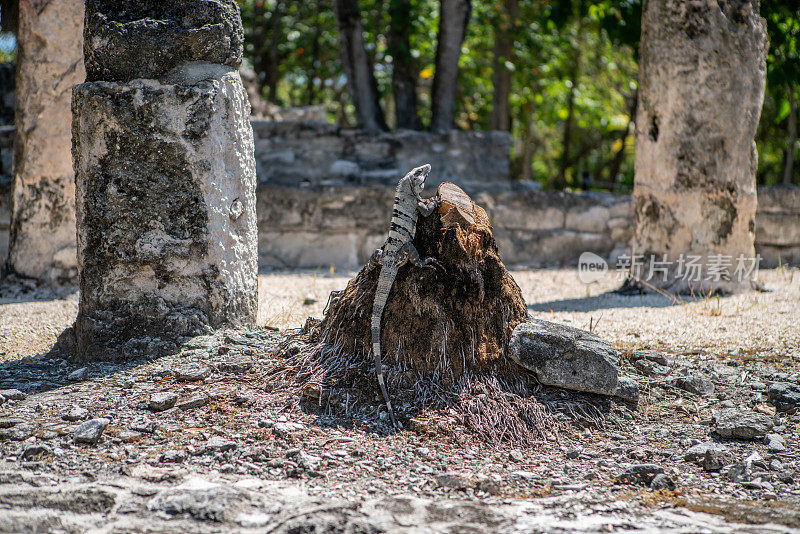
[314,182,528,384]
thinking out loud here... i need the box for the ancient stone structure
[7,0,84,286]
[632,0,768,293]
[72,0,257,359]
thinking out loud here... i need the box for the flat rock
[173,364,211,382]
[149,392,179,412]
[148,481,250,522]
[436,472,472,490]
[714,409,773,440]
[613,377,640,403]
[218,355,254,374]
[205,436,237,453]
[767,382,800,412]
[509,320,619,396]
[74,418,110,444]
[178,394,211,411]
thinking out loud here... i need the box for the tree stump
[274,183,556,444]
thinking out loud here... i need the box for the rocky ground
[0,268,798,533]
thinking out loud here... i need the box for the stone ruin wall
[0,122,798,271]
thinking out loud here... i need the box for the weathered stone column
[72,0,256,359]
[632,0,767,294]
[7,0,84,286]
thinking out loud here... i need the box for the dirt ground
[0,268,798,532]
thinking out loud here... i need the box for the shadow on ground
[528,290,685,313]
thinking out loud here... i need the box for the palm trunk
[430,0,471,132]
[388,0,421,130]
[334,0,388,131]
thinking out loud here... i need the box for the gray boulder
[509,320,619,396]
[714,409,773,440]
[84,0,244,83]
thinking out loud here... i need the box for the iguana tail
[372,263,398,428]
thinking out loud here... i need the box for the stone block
[84,0,244,82]
[755,212,800,246]
[565,205,611,233]
[258,231,360,269]
[72,68,257,359]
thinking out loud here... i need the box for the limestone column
[8,0,84,286]
[72,0,257,360]
[631,0,767,294]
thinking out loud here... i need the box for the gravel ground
[0,267,798,533]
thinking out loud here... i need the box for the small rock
[148,483,249,522]
[509,450,525,463]
[714,408,773,440]
[684,442,733,471]
[0,389,25,401]
[613,376,640,403]
[218,356,254,374]
[509,320,620,396]
[475,474,501,495]
[649,473,675,490]
[635,350,671,366]
[634,359,669,377]
[436,472,472,490]
[67,367,89,381]
[0,418,24,428]
[616,464,665,485]
[173,364,211,382]
[767,382,800,412]
[272,422,304,437]
[73,418,110,444]
[566,448,581,459]
[160,450,188,463]
[22,443,52,461]
[292,451,321,471]
[675,376,715,396]
[149,392,178,412]
[130,417,158,434]
[63,405,89,422]
[205,436,237,453]
[725,462,750,483]
[765,433,786,453]
[177,394,210,411]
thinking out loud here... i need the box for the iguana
[370,164,441,428]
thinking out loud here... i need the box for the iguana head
[405,164,431,196]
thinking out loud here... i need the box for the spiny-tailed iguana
[370,164,440,428]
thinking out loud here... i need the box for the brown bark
[430,0,471,132]
[334,0,388,131]
[520,104,537,182]
[388,0,421,130]
[489,0,518,132]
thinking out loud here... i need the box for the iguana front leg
[417,195,439,217]
[396,241,442,270]
[368,247,384,269]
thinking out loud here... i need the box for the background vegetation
[0,0,797,189]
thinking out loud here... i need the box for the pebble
[765,433,786,453]
[160,450,188,463]
[149,392,178,412]
[649,473,675,490]
[173,364,211,382]
[130,417,158,434]
[616,464,665,485]
[713,408,773,440]
[684,442,732,472]
[205,436,237,453]
[22,443,52,460]
[767,382,800,412]
[0,389,25,401]
[509,450,525,463]
[272,422,304,437]
[218,356,254,374]
[63,405,89,422]
[177,394,210,411]
[436,472,472,490]
[67,367,89,381]
[675,376,715,396]
[73,418,110,444]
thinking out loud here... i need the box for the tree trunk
[551,71,577,190]
[388,0,421,130]
[266,0,283,104]
[632,0,767,294]
[430,0,471,132]
[7,0,84,287]
[604,90,638,188]
[520,104,537,182]
[783,87,797,185]
[334,0,388,131]
[489,0,518,132]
